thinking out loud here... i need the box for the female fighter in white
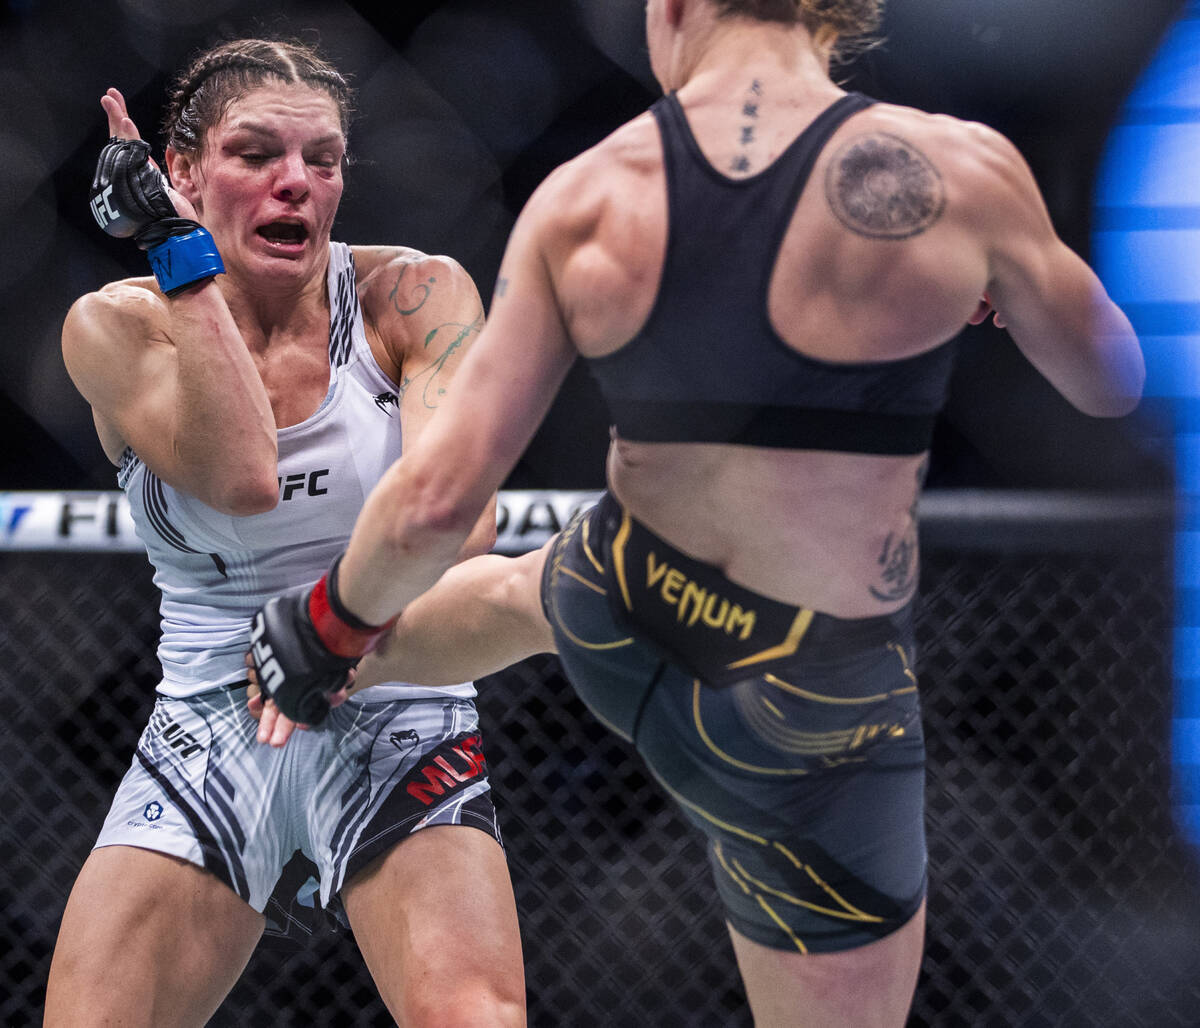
[46,38,524,1028]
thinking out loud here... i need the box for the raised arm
[63,89,277,514]
[966,122,1144,417]
[339,188,580,622]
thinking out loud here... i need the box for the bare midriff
[607,437,926,619]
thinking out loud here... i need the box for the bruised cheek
[313,188,343,238]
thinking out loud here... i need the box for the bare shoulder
[352,244,441,283]
[848,103,1017,163]
[66,276,164,323]
[62,277,165,362]
[354,245,479,321]
[60,279,170,439]
[353,241,464,295]
[821,102,1034,238]
[522,110,661,240]
[352,244,483,371]
[878,106,1028,189]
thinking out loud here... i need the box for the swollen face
[190,83,346,285]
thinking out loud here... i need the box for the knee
[45,926,105,1009]
[400,978,525,1028]
[45,943,128,1027]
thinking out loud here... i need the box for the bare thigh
[342,825,525,1028]
[44,845,264,1028]
[729,900,926,1028]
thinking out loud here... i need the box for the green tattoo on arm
[389,263,437,316]
[396,310,484,410]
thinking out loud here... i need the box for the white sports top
[119,242,474,701]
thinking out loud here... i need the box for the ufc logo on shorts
[90,184,119,229]
[249,611,284,694]
[162,721,205,759]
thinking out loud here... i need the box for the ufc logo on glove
[249,612,285,694]
[90,184,120,229]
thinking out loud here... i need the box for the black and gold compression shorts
[541,493,927,954]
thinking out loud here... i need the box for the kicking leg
[357,544,555,690]
[728,900,925,1028]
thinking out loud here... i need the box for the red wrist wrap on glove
[307,558,398,658]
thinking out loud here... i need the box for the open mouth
[256,221,309,248]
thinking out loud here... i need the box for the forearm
[988,229,1145,418]
[1067,293,1144,416]
[85,125,278,510]
[336,452,484,624]
[170,283,278,482]
[1002,281,1144,418]
[337,348,513,624]
[331,218,577,626]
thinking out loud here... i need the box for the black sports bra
[584,91,958,455]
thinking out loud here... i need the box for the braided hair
[162,38,354,155]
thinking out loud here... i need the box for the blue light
[1094,0,1200,847]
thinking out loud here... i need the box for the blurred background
[2,0,1198,1025]
[0,0,1180,493]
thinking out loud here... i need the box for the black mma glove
[90,137,180,243]
[89,137,224,296]
[249,554,398,725]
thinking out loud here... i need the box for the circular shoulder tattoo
[824,132,947,240]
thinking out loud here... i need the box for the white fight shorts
[94,684,502,940]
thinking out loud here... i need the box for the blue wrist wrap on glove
[146,227,225,298]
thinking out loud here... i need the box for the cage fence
[1,490,1197,1027]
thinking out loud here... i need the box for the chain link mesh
[2,519,1198,1025]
